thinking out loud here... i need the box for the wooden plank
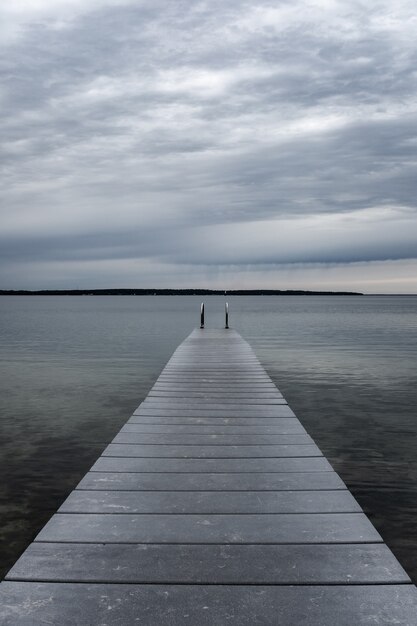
[127,416,299,425]
[159,374,272,379]
[143,398,287,405]
[76,471,348,491]
[113,432,314,444]
[59,490,361,514]
[162,368,268,372]
[101,443,323,458]
[6,543,409,584]
[122,418,306,432]
[147,379,277,386]
[148,387,282,394]
[156,375,273,381]
[134,407,294,417]
[90,456,334,473]
[35,513,381,543]
[167,364,267,368]
[4,583,416,625]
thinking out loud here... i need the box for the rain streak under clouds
[1,0,417,292]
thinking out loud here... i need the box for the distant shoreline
[0,289,363,296]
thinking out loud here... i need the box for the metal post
[225,302,229,329]
[200,302,205,329]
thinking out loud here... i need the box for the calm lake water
[0,295,416,582]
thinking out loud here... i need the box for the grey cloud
[1,0,417,289]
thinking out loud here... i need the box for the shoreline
[0,289,363,296]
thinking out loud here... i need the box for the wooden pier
[1,329,416,624]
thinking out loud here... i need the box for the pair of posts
[200,302,229,329]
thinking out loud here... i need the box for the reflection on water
[0,295,416,581]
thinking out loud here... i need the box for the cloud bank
[1,0,417,291]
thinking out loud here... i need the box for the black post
[225,302,229,329]
[200,302,205,329]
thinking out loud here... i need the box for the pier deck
[1,329,416,624]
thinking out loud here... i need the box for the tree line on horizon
[0,288,363,296]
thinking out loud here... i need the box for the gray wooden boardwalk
[1,328,416,624]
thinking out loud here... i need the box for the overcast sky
[1,0,417,292]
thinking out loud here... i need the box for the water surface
[0,295,416,581]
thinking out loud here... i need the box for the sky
[1,0,417,293]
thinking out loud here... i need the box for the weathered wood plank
[151,383,279,389]
[101,443,323,458]
[4,582,416,625]
[134,407,294,417]
[113,432,314,444]
[150,392,283,397]
[90,456,333,473]
[59,490,360,514]
[129,412,297,423]
[123,418,306,431]
[6,543,409,584]
[143,398,287,405]
[76,471,347,492]
[35,512,381,544]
